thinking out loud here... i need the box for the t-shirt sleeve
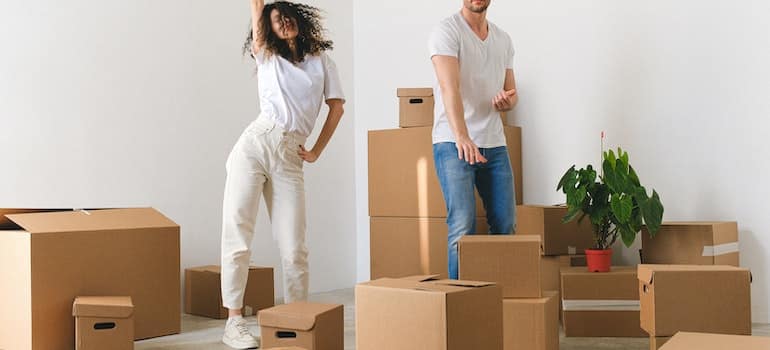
[506,34,515,70]
[428,22,459,58]
[322,54,345,102]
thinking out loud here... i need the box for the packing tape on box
[562,300,640,311]
[702,242,739,256]
[568,246,577,255]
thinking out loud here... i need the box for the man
[429,0,518,279]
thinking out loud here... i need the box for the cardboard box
[650,336,671,350]
[659,332,770,350]
[458,235,542,298]
[503,291,559,350]
[641,222,739,266]
[368,126,523,217]
[516,205,595,255]
[561,266,646,337]
[0,208,180,350]
[73,296,134,350]
[638,264,751,337]
[264,348,308,350]
[258,302,343,350]
[356,277,503,350]
[398,88,434,128]
[541,255,585,321]
[185,265,274,319]
[369,217,489,279]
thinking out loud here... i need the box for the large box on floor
[185,265,274,319]
[541,255,585,320]
[561,266,646,337]
[458,235,542,298]
[516,205,595,255]
[659,332,770,350]
[398,88,434,128]
[73,296,134,350]
[503,291,559,350]
[368,126,523,217]
[641,222,739,266]
[258,302,343,350]
[638,264,751,337]
[356,276,503,350]
[0,208,180,350]
[370,217,489,279]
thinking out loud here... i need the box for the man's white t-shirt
[428,12,514,148]
[254,51,345,137]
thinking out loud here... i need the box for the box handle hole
[276,331,297,339]
[94,322,116,330]
[409,98,424,104]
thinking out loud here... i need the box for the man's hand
[298,145,319,163]
[493,89,517,111]
[456,135,487,165]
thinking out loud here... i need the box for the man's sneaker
[222,317,260,349]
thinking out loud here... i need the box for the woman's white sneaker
[222,317,260,349]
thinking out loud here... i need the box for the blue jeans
[433,142,516,279]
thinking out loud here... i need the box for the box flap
[400,274,441,282]
[397,87,433,97]
[429,279,496,288]
[0,209,70,230]
[72,296,134,318]
[638,264,749,284]
[257,302,341,331]
[661,332,770,350]
[6,208,177,234]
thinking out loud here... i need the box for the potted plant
[557,147,664,272]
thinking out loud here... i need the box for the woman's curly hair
[243,1,333,63]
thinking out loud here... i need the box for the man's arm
[493,69,518,112]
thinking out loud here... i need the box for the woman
[220,0,345,348]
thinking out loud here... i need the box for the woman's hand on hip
[298,145,319,163]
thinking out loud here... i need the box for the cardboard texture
[356,277,503,350]
[458,235,542,298]
[516,205,595,255]
[73,296,134,350]
[641,222,739,266]
[259,302,343,350]
[660,332,770,350]
[561,266,646,337]
[185,265,274,319]
[369,217,489,279]
[368,126,523,217]
[541,255,586,321]
[398,88,434,128]
[503,291,559,350]
[650,336,671,350]
[264,348,309,350]
[0,208,181,350]
[638,264,752,337]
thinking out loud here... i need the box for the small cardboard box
[73,296,134,350]
[370,217,489,279]
[503,291,559,350]
[515,205,595,256]
[650,336,671,350]
[638,264,752,337]
[641,222,739,266]
[356,276,503,350]
[458,235,542,298]
[398,88,434,128]
[258,302,343,350]
[0,208,180,350]
[368,126,523,217]
[561,266,646,337]
[185,265,274,319]
[659,332,770,350]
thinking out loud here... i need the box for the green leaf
[619,224,637,247]
[628,165,641,186]
[611,194,633,223]
[642,190,665,233]
[562,205,582,223]
[557,166,576,191]
[605,149,617,170]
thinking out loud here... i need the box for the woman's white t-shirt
[254,50,345,137]
[428,12,514,148]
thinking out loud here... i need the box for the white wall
[354,0,770,322]
[0,0,356,297]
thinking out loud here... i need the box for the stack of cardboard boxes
[368,88,523,279]
[639,220,747,349]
